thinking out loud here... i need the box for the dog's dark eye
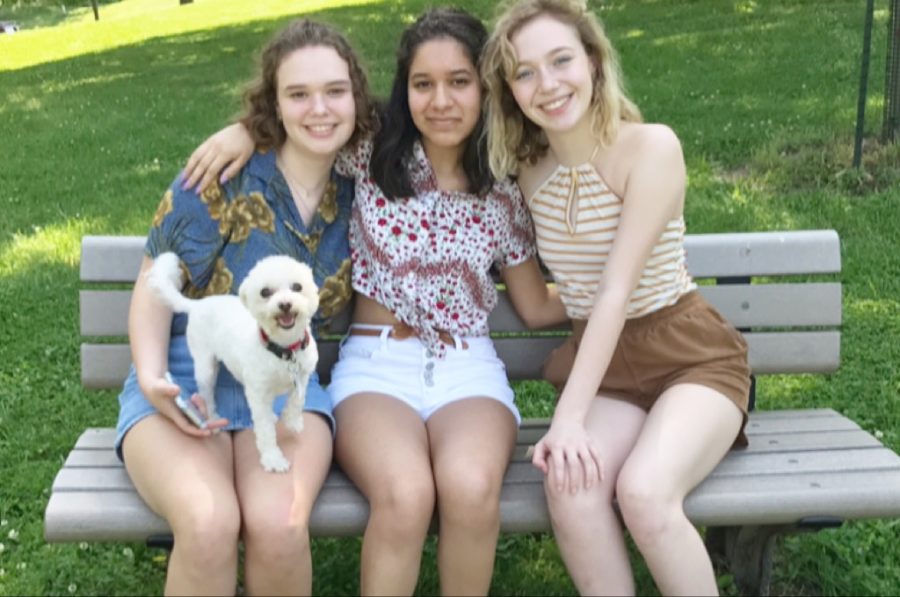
[260,288,273,298]
[291,283,303,292]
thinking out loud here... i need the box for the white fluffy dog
[148,252,320,473]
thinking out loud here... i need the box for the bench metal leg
[706,518,844,596]
[147,534,174,551]
[706,525,784,596]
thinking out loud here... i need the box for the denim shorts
[115,334,335,461]
[327,325,521,423]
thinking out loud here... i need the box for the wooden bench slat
[71,410,850,439]
[80,290,132,337]
[80,231,842,284]
[511,447,900,478]
[685,469,900,526]
[65,450,122,468]
[44,484,373,541]
[516,426,882,452]
[742,415,860,434]
[64,414,879,474]
[83,281,843,338]
[682,230,841,277]
[70,410,866,451]
[45,491,169,542]
[66,410,859,450]
[81,345,133,390]
[73,428,121,449]
[737,408,842,419]
[743,331,840,374]
[81,341,343,389]
[489,283,842,332]
[81,328,840,389]
[47,454,900,540]
[696,283,841,327]
[80,236,145,283]
[65,442,896,478]
[504,448,900,481]
[61,420,892,488]
[702,448,900,477]
[495,331,841,380]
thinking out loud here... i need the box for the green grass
[1,0,899,594]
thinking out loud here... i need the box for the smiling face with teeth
[507,15,596,136]
[275,45,357,160]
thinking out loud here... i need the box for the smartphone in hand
[164,372,208,429]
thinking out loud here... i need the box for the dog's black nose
[278,302,292,313]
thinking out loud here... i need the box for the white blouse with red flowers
[337,138,536,357]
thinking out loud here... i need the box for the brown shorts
[542,291,751,447]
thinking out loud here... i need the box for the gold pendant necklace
[278,158,322,225]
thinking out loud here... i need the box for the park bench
[45,229,900,596]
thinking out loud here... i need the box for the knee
[369,475,436,534]
[435,464,503,526]
[615,470,681,546]
[242,507,310,560]
[545,478,614,530]
[171,501,241,566]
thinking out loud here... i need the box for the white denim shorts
[327,325,521,423]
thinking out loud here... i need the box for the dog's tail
[147,252,195,314]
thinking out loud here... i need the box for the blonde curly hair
[481,0,641,178]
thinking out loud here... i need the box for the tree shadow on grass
[0,0,888,253]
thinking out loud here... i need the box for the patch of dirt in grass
[750,136,900,196]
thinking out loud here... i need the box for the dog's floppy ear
[238,275,252,310]
[301,264,320,313]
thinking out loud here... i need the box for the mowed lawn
[0,0,898,595]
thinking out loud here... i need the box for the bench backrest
[80,230,841,389]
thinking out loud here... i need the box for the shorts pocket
[337,336,380,361]
[703,304,749,352]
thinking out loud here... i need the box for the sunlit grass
[0,218,102,277]
[0,0,381,71]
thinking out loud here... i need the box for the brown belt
[348,323,469,349]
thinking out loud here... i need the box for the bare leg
[235,413,333,596]
[335,394,436,596]
[546,396,647,596]
[426,398,517,596]
[616,384,742,596]
[122,414,239,596]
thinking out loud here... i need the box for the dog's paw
[260,450,291,473]
[284,413,305,434]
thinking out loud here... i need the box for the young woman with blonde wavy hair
[482,1,751,594]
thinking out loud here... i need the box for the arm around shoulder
[182,122,255,193]
[501,258,569,329]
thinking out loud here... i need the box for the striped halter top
[527,158,696,320]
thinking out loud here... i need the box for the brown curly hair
[239,19,377,150]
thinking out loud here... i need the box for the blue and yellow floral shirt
[146,149,354,338]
